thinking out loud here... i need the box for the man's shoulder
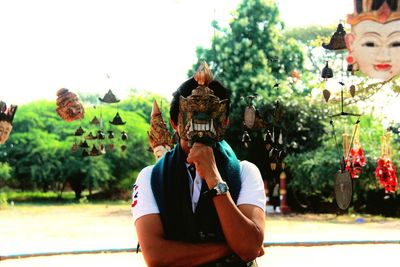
[137,165,155,181]
[239,160,259,171]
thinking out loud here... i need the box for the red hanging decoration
[343,125,366,179]
[375,132,398,193]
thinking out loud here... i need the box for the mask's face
[56,90,84,122]
[347,20,400,81]
[0,121,13,144]
[178,86,229,147]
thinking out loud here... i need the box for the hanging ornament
[334,170,353,210]
[99,89,120,103]
[86,132,97,140]
[108,130,115,139]
[121,131,128,141]
[278,129,283,145]
[90,116,100,125]
[109,112,126,125]
[244,96,256,129]
[241,130,251,148]
[375,131,398,193]
[79,140,89,148]
[349,85,356,98]
[55,88,84,122]
[121,144,127,151]
[90,144,100,156]
[97,130,105,140]
[82,149,89,157]
[74,127,85,136]
[323,88,331,102]
[322,22,347,51]
[321,62,333,79]
[147,100,174,160]
[71,142,78,152]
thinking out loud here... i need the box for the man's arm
[187,143,265,261]
[135,214,232,267]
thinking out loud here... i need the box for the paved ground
[0,204,399,266]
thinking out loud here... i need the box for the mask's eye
[390,41,400,47]
[362,41,377,47]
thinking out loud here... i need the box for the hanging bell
[79,140,89,148]
[121,144,127,151]
[90,116,100,125]
[86,132,97,140]
[322,23,346,51]
[270,162,277,171]
[90,144,100,156]
[97,130,105,140]
[74,126,85,136]
[109,112,126,125]
[241,131,252,148]
[278,130,283,145]
[108,130,114,139]
[82,149,89,157]
[347,64,353,72]
[99,89,120,103]
[321,62,333,79]
[71,142,78,152]
[121,131,128,141]
[264,131,273,146]
[99,144,106,155]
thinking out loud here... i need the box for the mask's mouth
[187,118,216,136]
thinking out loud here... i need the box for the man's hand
[186,142,222,189]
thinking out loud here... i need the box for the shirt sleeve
[236,160,266,211]
[130,165,160,223]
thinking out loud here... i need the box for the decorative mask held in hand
[178,62,229,147]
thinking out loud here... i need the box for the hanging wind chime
[321,22,365,210]
[241,88,290,213]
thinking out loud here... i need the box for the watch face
[216,182,229,195]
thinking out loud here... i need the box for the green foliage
[0,162,12,186]
[0,91,160,199]
[189,0,326,161]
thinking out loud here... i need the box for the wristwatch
[209,181,229,197]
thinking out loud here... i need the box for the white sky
[0,0,353,105]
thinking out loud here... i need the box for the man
[132,63,266,267]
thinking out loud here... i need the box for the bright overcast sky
[0,0,353,105]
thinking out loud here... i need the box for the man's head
[170,62,231,147]
[0,101,17,145]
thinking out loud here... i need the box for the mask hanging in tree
[56,88,84,122]
[0,101,17,145]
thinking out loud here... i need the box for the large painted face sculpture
[0,102,17,145]
[346,0,400,81]
[178,62,229,147]
[0,121,13,145]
